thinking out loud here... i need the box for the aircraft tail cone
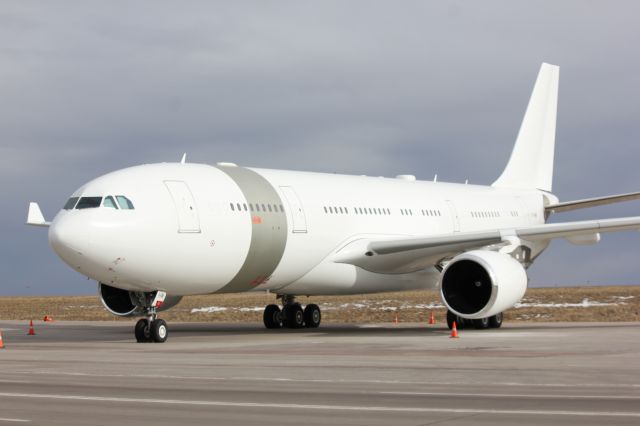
[28,320,35,336]
[0,330,4,349]
[450,321,459,338]
[429,311,436,325]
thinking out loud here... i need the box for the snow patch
[191,306,228,313]
[515,298,624,308]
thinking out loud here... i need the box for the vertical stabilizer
[492,63,559,192]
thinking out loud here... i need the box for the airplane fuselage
[49,162,548,296]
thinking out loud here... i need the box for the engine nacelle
[440,250,527,319]
[99,283,182,317]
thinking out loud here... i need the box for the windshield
[63,197,79,210]
[75,197,103,209]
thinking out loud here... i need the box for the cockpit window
[76,197,103,209]
[63,197,79,210]
[103,196,119,209]
[116,196,135,210]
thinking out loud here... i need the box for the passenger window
[280,205,284,212]
[250,204,254,212]
[63,197,79,210]
[268,204,273,212]
[103,196,118,209]
[116,196,135,210]
[76,197,102,209]
[230,203,235,211]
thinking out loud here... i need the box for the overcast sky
[1,1,639,295]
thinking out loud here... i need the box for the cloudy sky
[1,1,639,295]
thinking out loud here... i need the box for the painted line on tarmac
[380,391,640,400]
[0,380,31,384]
[12,370,640,389]
[0,392,639,418]
[0,419,30,423]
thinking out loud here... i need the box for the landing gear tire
[150,319,168,343]
[303,304,321,328]
[473,317,490,330]
[446,311,466,330]
[263,304,283,329]
[283,303,304,329]
[489,312,503,328]
[135,319,152,343]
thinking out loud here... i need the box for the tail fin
[492,63,559,192]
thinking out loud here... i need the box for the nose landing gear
[134,317,168,343]
[132,291,169,343]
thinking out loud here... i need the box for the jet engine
[440,250,527,319]
[99,283,182,317]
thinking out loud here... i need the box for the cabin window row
[471,211,500,218]
[421,209,442,217]
[230,202,284,213]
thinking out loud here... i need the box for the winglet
[26,202,51,227]
[180,153,187,164]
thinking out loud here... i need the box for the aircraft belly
[282,261,440,295]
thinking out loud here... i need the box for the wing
[26,202,51,227]
[333,216,640,274]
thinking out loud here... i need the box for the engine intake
[441,250,527,319]
[99,283,182,317]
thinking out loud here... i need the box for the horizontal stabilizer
[26,202,50,227]
[546,191,640,213]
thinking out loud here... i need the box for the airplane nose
[48,214,93,270]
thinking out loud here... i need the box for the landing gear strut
[262,295,321,330]
[133,291,169,343]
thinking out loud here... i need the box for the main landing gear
[263,295,321,329]
[446,310,503,330]
[133,291,169,343]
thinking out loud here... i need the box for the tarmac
[0,320,638,425]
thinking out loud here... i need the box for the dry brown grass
[1,286,638,323]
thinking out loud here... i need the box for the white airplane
[27,63,640,343]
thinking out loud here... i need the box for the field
[0,286,638,323]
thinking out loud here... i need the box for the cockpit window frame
[76,196,103,210]
[115,195,135,210]
[102,196,119,209]
[63,197,79,210]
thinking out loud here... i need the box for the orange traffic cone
[28,320,35,336]
[0,330,4,349]
[393,313,399,325]
[450,321,458,338]
[428,311,436,325]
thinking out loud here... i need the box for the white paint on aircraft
[25,63,640,340]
